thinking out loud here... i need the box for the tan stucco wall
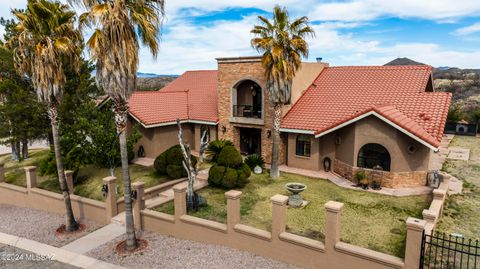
[353,116,430,172]
[134,123,195,159]
[287,134,320,170]
[286,62,327,111]
[194,124,218,152]
[285,116,431,174]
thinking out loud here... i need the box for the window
[296,135,311,157]
[357,143,391,171]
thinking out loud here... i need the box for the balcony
[233,105,262,119]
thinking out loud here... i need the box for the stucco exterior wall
[133,122,195,159]
[287,134,320,170]
[353,116,430,172]
[334,124,356,166]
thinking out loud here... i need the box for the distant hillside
[384,57,426,66]
[385,58,480,123]
[137,75,178,91]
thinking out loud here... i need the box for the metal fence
[421,231,479,269]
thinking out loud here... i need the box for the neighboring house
[444,119,478,136]
[128,56,451,188]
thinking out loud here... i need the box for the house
[128,56,451,188]
[444,119,478,136]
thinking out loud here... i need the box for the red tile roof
[129,70,218,126]
[281,66,452,148]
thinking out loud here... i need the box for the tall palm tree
[72,0,165,250]
[251,5,315,178]
[12,0,82,231]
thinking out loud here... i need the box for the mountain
[137,75,178,91]
[384,57,426,66]
[137,72,161,78]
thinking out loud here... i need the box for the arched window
[200,125,210,142]
[357,143,391,171]
[296,135,311,157]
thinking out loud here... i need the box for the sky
[2,0,480,75]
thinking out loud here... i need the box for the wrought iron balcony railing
[232,105,262,119]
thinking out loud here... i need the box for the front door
[240,128,261,155]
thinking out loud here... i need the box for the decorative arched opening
[232,80,262,119]
[295,134,311,157]
[357,143,391,171]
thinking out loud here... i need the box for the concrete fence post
[132,181,145,230]
[325,201,344,251]
[225,190,242,233]
[173,184,187,222]
[64,170,74,194]
[0,164,4,183]
[271,194,289,240]
[24,166,37,190]
[103,176,117,222]
[404,217,426,269]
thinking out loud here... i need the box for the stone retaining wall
[333,159,427,188]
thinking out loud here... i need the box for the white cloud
[308,0,480,22]
[452,22,480,36]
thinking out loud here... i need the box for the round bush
[154,145,198,179]
[217,146,242,168]
[208,162,251,189]
[208,164,225,186]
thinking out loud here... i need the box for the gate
[421,231,479,268]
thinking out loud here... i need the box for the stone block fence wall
[0,164,450,269]
[333,159,428,188]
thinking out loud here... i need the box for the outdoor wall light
[267,130,272,138]
[101,184,108,197]
[222,126,227,133]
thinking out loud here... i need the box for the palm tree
[72,0,165,250]
[12,0,82,231]
[251,5,314,178]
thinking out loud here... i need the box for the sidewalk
[0,231,125,269]
[62,223,125,254]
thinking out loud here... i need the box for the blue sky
[2,0,480,74]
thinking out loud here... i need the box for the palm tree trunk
[270,103,282,178]
[119,129,137,250]
[49,105,78,232]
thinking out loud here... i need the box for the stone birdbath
[285,182,307,208]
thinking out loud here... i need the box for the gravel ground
[0,205,101,247]
[87,231,301,269]
[0,243,79,269]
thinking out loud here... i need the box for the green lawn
[0,149,50,187]
[154,172,431,257]
[1,150,170,201]
[437,135,480,239]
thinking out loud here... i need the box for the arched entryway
[357,143,391,171]
[232,80,262,118]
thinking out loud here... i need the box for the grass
[0,149,50,187]
[437,135,480,239]
[1,150,170,201]
[154,172,431,257]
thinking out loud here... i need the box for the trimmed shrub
[208,147,250,189]
[154,145,198,179]
[205,139,234,162]
[166,165,183,179]
[217,146,242,167]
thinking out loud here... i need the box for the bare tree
[198,129,210,163]
[176,120,197,208]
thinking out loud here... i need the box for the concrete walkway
[61,223,125,254]
[144,168,210,209]
[131,157,154,167]
[0,231,125,269]
[276,165,433,197]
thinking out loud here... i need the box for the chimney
[316,57,323,63]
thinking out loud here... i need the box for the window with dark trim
[357,143,391,171]
[296,135,311,157]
